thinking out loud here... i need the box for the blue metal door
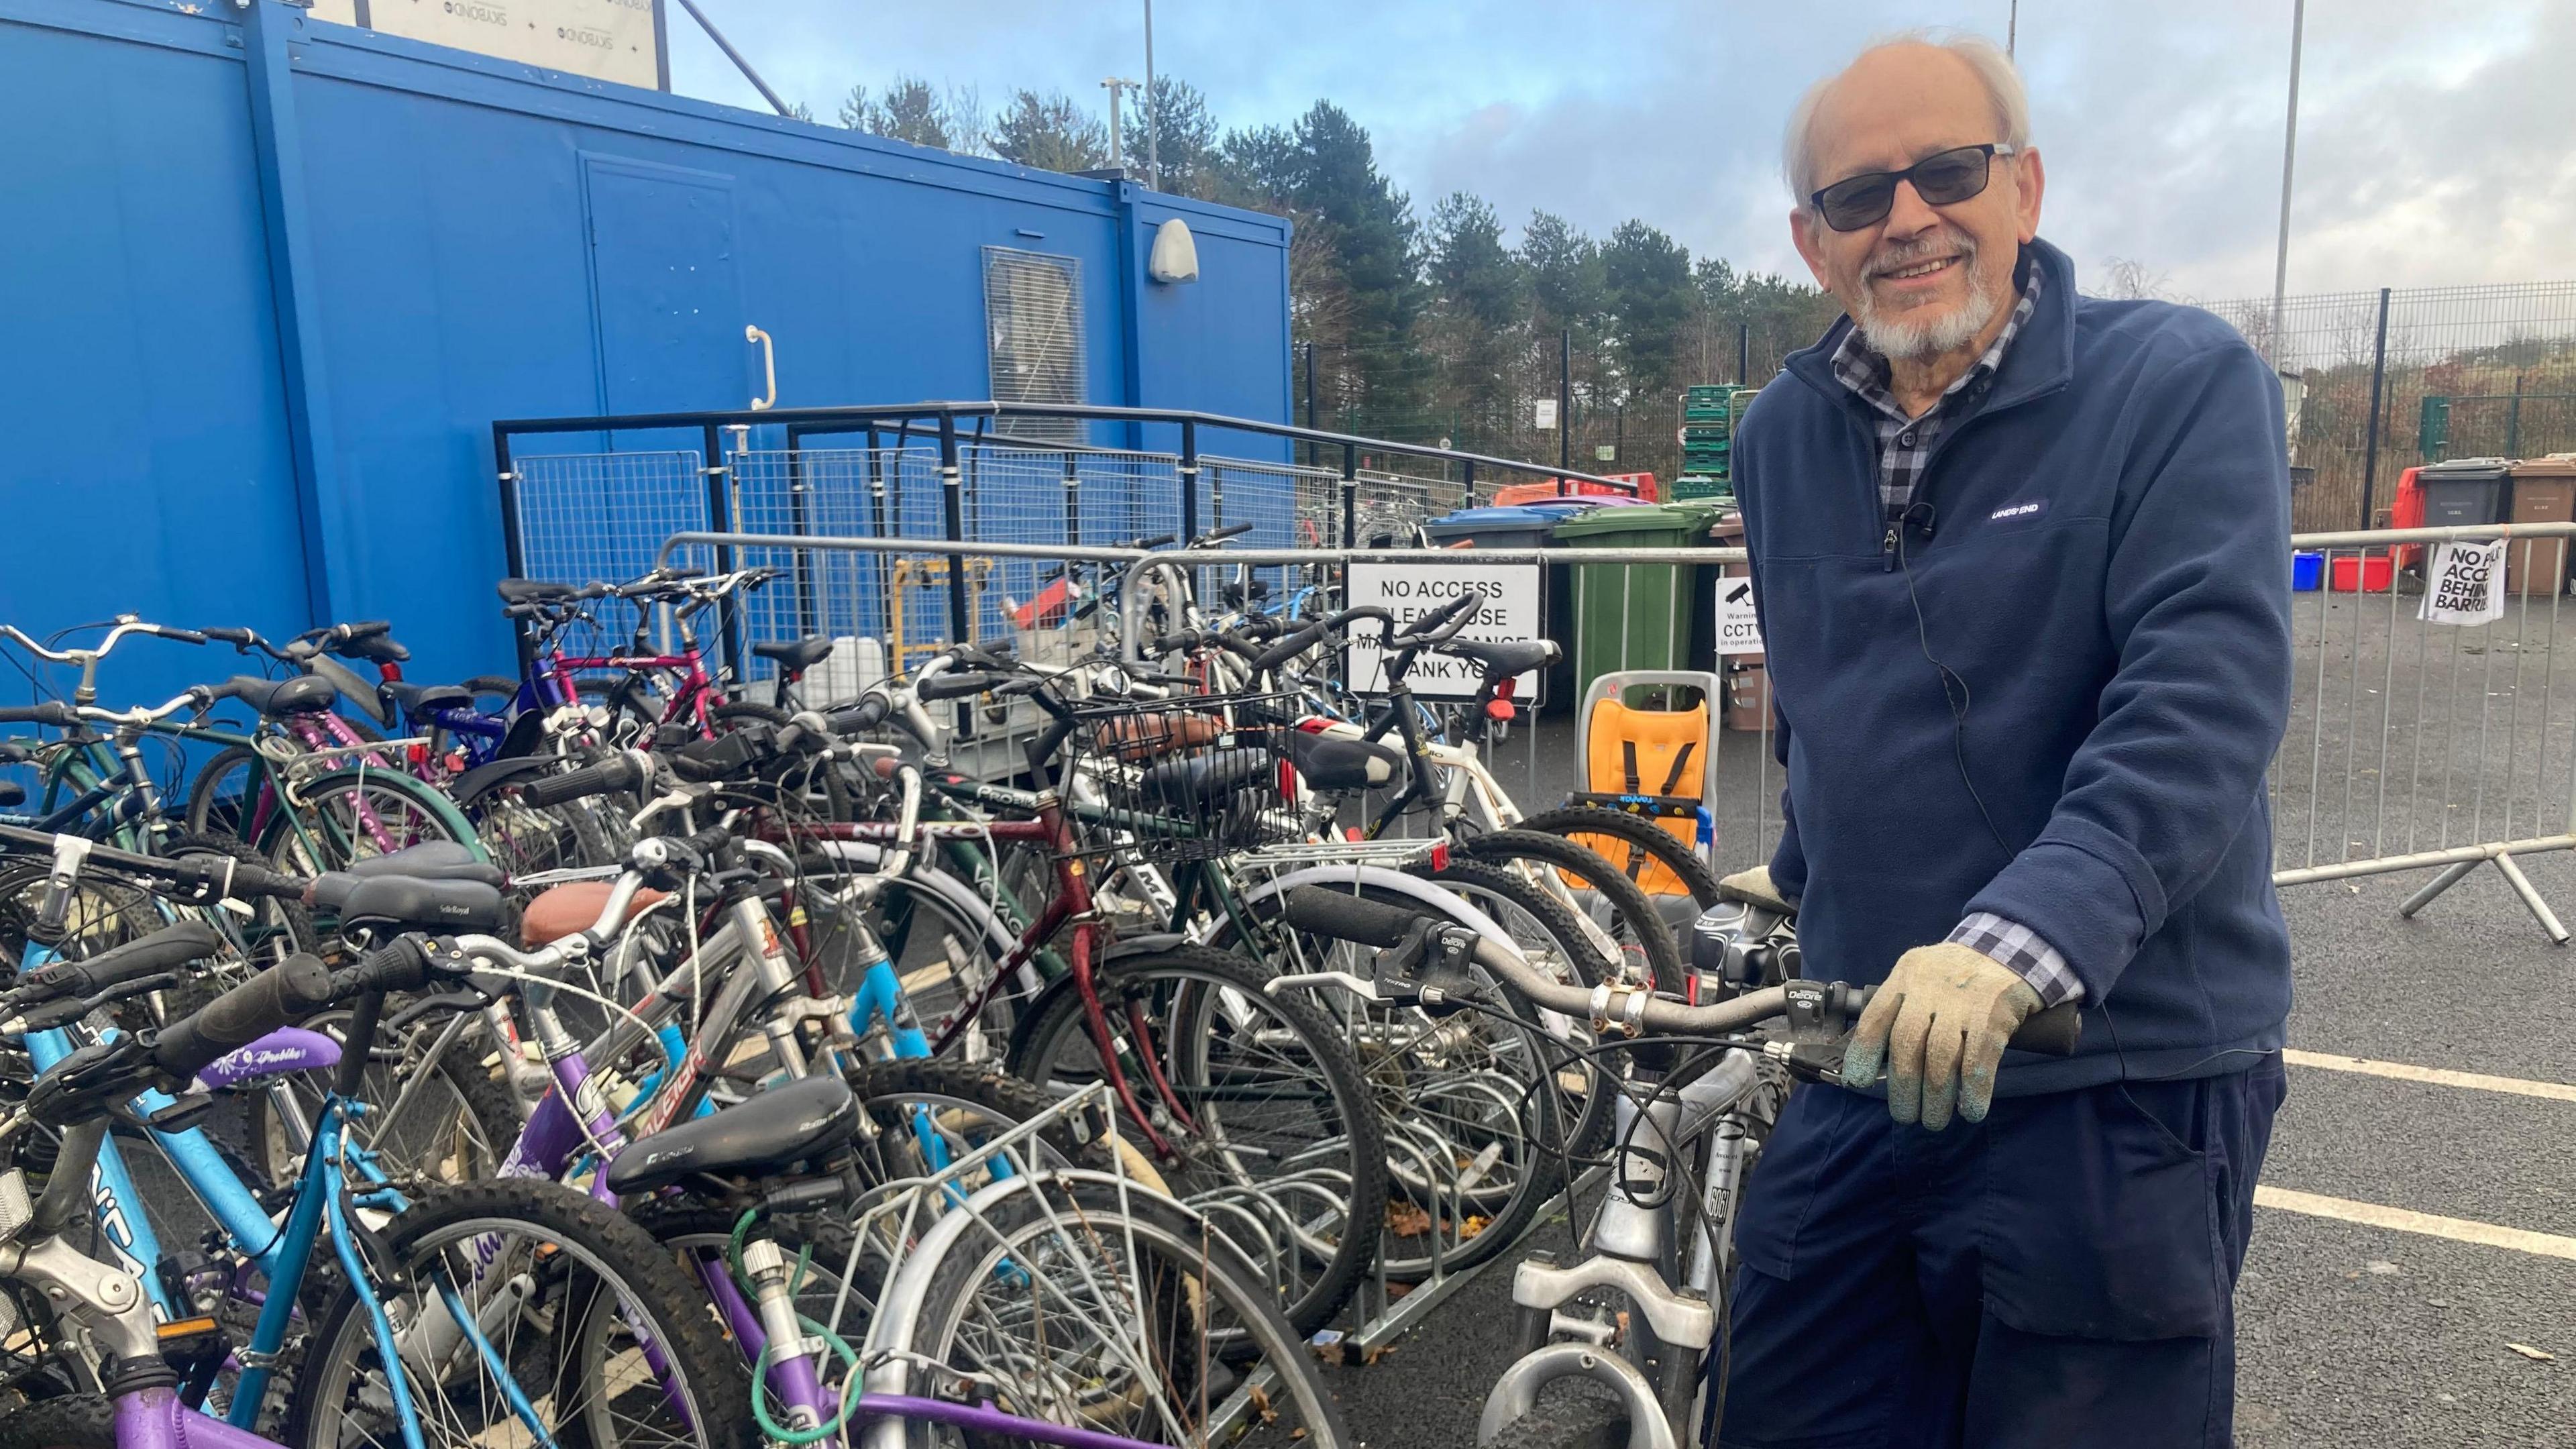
[582,156,747,416]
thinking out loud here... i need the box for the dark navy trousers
[1715,1057,2286,1449]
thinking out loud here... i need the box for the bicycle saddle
[1285,731,1406,794]
[603,1073,857,1195]
[311,875,511,935]
[1437,637,1558,678]
[383,680,475,716]
[215,675,337,719]
[343,841,507,888]
[519,879,669,947]
[1133,745,1277,808]
[753,637,835,672]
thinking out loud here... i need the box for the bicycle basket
[1062,691,1296,861]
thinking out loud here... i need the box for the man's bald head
[1784,34,2031,207]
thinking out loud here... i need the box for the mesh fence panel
[511,449,710,653]
[2204,280,2576,533]
[508,437,1548,687]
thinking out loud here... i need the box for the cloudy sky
[665,1,2573,305]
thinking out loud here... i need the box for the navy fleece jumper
[1737,237,2293,1094]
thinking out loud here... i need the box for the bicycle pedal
[146,1093,215,1133]
[155,1314,231,1408]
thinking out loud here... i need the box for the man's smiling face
[1790,43,2043,363]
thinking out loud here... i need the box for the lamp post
[1141,0,1161,189]
[2268,0,2306,366]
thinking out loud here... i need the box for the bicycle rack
[839,1079,1300,1446]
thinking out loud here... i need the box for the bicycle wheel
[894,1177,1350,1449]
[1482,1384,1631,1449]
[631,1059,1101,1336]
[1005,945,1388,1336]
[844,1056,1097,1178]
[244,1008,520,1188]
[0,1394,113,1449]
[1517,804,1723,911]
[283,1178,754,1449]
[855,869,1034,1065]
[1214,860,1613,1280]
[1460,827,1682,991]
[182,745,269,841]
[258,769,478,873]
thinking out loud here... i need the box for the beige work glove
[1717,866,1796,914]
[1841,942,2043,1130]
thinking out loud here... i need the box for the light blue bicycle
[0,827,754,1449]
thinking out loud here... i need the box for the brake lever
[384,986,498,1034]
[1263,971,1391,1004]
[1759,979,1871,1084]
[1,971,184,1035]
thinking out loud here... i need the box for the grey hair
[1782,30,2031,207]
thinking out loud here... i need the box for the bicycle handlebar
[4,920,224,1013]
[1252,609,1383,673]
[325,936,441,1001]
[1390,592,1482,647]
[1277,887,2080,1054]
[523,751,652,808]
[0,620,205,664]
[916,671,1006,703]
[151,953,336,1082]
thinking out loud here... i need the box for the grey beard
[1856,252,2003,362]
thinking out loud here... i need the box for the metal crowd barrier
[2271,521,2576,940]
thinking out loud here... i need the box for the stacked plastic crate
[1673,385,1753,502]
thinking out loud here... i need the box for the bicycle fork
[1486,1051,1763,1449]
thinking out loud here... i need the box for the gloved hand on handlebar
[1717,866,1797,914]
[1840,942,2041,1130]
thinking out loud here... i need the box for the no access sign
[1345,561,1546,700]
[1713,576,1765,655]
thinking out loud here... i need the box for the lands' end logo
[1990,500,2047,521]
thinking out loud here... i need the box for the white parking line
[2283,1049,2576,1103]
[2256,1186,2576,1260]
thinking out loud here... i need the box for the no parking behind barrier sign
[2420,540,2506,627]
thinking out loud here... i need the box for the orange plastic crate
[2329,553,2394,592]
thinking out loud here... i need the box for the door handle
[745,324,776,411]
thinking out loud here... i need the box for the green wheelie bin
[1549,501,1723,702]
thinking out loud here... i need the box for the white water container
[806,635,884,707]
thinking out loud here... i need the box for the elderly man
[1714,33,2293,1449]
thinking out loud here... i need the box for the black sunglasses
[1809,143,2018,233]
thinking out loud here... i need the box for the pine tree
[989,91,1111,174]
[1129,78,1222,199]
[1602,219,1695,400]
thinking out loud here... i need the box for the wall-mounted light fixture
[1147,218,1199,284]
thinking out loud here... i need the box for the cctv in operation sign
[311,0,667,91]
